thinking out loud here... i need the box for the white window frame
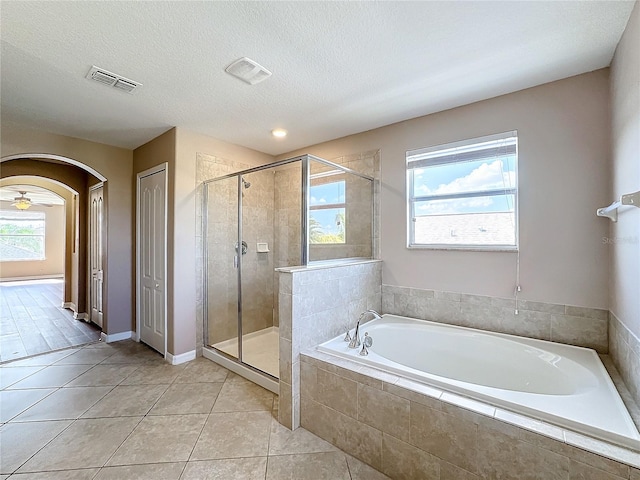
[0,209,47,261]
[407,131,518,251]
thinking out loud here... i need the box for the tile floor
[0,279,101,362]
[0,340,390,479]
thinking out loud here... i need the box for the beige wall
[1,125,134,335]
[610,1,640,339]
[279,70,612,310]
[609,1,640,406]
[0,201,64,279]
[174,128,273,355]
[132,128,176,349]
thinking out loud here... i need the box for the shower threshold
[210,326,279,378]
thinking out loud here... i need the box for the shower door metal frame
[201,154,375,378]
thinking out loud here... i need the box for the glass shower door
[239,171,279,377]
[205,177,240,360]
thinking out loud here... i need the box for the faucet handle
[343,330,352,343]
[359,333,371,356]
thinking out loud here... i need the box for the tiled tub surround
[610,312,640,408]
[300,349,640,480]
[317,315,640,450]
[382,284,609,353]
[277,260,382,429]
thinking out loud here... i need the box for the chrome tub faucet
[347,309,381,349]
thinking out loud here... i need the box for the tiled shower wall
[271,150,381,326]
[195,153,275,351]
[610,312,640,406]
[273,164,303,327]
[308,151,380,262]
[277,260,382,429]
[382,284,609,353]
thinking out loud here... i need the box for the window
[0,210,46,261]
[309,178,346,244]
[407,131,518,250]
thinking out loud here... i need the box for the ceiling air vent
[225,57,272,85]
[86,66,142,94]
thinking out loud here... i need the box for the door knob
[155,283,159,288]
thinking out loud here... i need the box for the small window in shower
[309,179,346,244]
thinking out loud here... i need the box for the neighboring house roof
[0,241,42,261]
[414,212,516,245]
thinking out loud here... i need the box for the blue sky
[310,181,345,234]
[413,156,516,216]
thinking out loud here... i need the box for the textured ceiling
[0,1,634,155]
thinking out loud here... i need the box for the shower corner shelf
[597,190,640,222]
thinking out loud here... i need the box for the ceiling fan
[11,191,53,210]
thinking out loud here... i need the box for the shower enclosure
[201,154,375,390]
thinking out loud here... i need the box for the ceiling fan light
[14,199,32,210]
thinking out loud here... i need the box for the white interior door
[138,167,167,354]
[89,185,104,327]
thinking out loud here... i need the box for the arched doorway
[0,155,107,361]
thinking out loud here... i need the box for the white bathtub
[318,314,640,451]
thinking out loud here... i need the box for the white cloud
[418,160,515,196]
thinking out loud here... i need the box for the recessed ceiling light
[271,128,287,138]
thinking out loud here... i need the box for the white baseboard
[73,312,89,321]
[0,274,63,282]
[166,350,196,365]
[61,302,88,322]
[100,331,133,343]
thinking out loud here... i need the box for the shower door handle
[234,255,238,269]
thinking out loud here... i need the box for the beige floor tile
[65,364,140,387]
[2,349,76,367]
[17,417,141,473]
[0,388,55,422]
[212,377,274,412]
[9,468,99,479]
[174,358,229,384]
[0,420,72,474]
[190,411,272,460]
[12,386,112,422]
[268,418,338,456]
[93,462,185,480]
[100,350,163,364]
[6,364,92,389]
[54,348,117,365]
[181,458,267,480]
[0,366,44,389]
[149,382,223,415]
[346,454,392,480]
[107,414,207,466]
[119,363,187,385]
[81,384,168,418]
[266,451,351,480]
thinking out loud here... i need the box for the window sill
[407,244,518,253]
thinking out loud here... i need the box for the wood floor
[0,279,101,363]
